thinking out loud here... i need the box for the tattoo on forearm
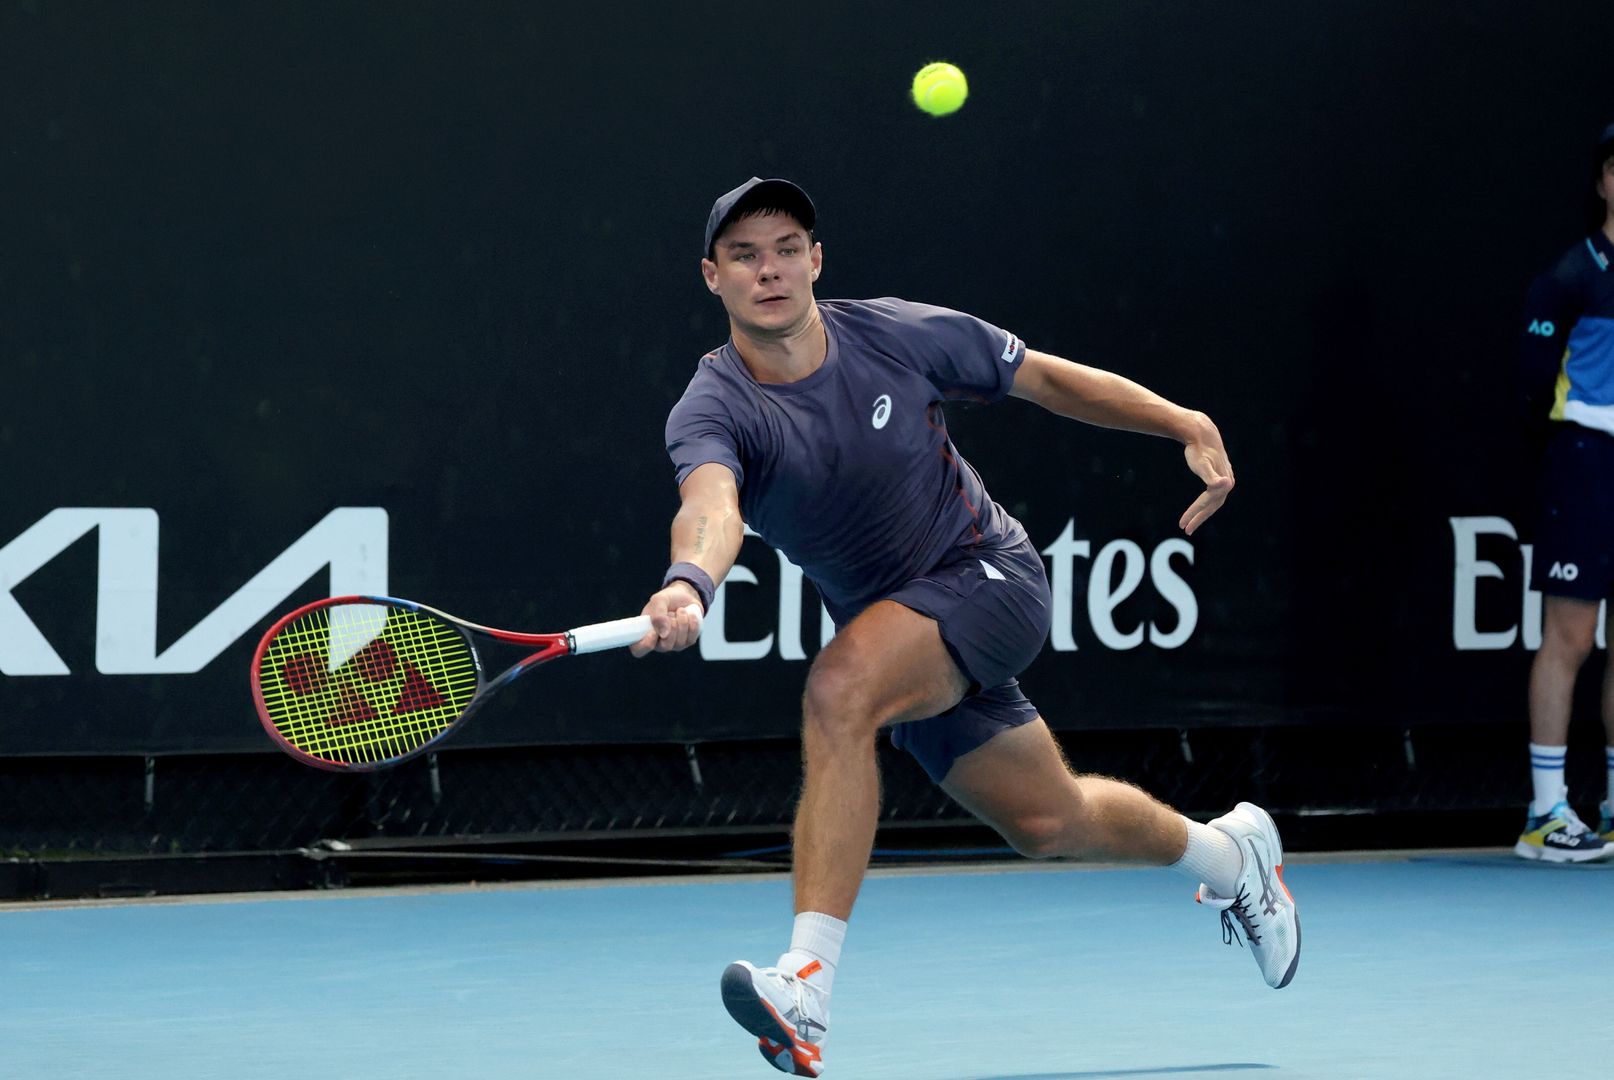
[693,515,708,556]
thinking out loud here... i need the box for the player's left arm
[1008,349,1233,535]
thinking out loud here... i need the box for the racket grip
[568,605,702,655]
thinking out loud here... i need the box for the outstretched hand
[629,584,706,657]
[1178,415,1234,535]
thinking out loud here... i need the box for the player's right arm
[630,461,744,656]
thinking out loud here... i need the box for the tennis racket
[249,595,694,772]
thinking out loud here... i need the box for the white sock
[1605,746,1614,811]
[780,912,845,996]
[1529,743,1568,816]
[1171,816,1244,897]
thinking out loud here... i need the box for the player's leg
[792,598,968,918]
[938,717,1186,864]
[936,715,1299,989]
[721,598,967,1077]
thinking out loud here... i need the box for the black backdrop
[4,1,1614,755]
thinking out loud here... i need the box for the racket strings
[257,604,480,765]
[264,618,473,761]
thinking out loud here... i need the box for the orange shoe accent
[795,960,822,980]
[759,1037,822,1078]
[1275,863,1294,902]
[755,997,824,1076]
[789,1044,823,1075]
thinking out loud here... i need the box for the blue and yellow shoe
[1515,802,1613,863]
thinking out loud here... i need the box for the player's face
[702,212,822,333]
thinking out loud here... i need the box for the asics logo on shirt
[871,394,892,429]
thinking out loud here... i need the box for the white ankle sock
[1529,743,1568,817]
[1171,816,1244,897]
[781,911,845,996]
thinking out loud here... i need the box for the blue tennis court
[5,852,1610,1079]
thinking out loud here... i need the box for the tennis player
[1513,123,1614,862]
[632,177,1299,1076]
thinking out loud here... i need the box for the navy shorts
[1530,425,1614,601]
[832,534,1052,783]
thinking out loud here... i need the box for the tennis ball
[912,62,968,117]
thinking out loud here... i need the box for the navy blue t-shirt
[665,297,1029,614]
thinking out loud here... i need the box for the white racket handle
[568,604,703,655]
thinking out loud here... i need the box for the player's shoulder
[821,296,968,325]
[819,297,981,351]
[680,344,743,389]
[669,347,746,419]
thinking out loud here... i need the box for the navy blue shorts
[1530,425,1614,601]
[833,534,1052,783]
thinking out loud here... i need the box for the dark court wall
[4,1,1613,753]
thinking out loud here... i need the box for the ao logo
[1548,561,1579,581]
[871,394,892,430]
[1528,320,1556,336]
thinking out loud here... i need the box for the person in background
[1514,122,1614,862]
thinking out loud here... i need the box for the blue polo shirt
[666,297,1029,614]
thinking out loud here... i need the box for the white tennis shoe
[1195,801,1301,989]
[720,959,829,1076]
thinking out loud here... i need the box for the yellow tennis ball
[912,61,968,117]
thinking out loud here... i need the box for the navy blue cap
[1600,122,1614,154]
[703,177,816,258]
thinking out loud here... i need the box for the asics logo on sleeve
[1000,332,1022,362]
[871,394,892,429]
